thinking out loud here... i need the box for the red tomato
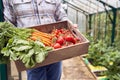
[54,29,59,35]
[53,43,61,49]
[75,37,79,41]
[65,35,76,44]
[56,36,64,45]
[59,29,63,33]
[74,37,80,42]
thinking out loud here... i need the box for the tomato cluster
[50,28,80,49]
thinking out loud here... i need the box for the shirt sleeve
[3,0,16,25]
[55,0,69,21]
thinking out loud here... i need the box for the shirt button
[41,16,44,19]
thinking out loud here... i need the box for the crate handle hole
[72,30,78,37]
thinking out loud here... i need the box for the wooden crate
[15,21,89,72]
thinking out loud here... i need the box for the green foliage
[86,9,120,80]
[0,22,33,64]
[86,35,120,80]
[0,22,53,68]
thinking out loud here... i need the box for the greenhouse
[0,0,120,80]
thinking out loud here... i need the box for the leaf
[9,49,18,61]
[34,40,45,47]
[35,50,45,63]
[24,58,31,68]
[44,46,53,51]
[22,55,29,63]
[29,58,36,68]
[15,39,30,45]
[19,53,26,60]
[1,47,10,56]
[12,45,32,51]
[0,33,5,50]
[26,49,34,57]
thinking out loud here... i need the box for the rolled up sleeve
[3,0,16,25]
[55,0,68,21]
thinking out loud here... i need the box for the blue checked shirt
[3,0,68,27]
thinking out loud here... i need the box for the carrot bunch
[29,29,52,46]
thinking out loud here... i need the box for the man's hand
[68,20,79,31]
[73,24,78,28]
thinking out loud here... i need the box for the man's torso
[11,0,58,27]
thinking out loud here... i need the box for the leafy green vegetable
[0,22,33,64]
[35,50,46,63]
[12,45,32,52]
[0,22,53,68]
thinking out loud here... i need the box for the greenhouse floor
[9,56,95,80]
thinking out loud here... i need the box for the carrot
[30,37,51,46]
[32,34,51,42]
[30,35,51,46]
[42,40,51,46]
[30,36,37,41]
[42,39,51,44]
[32,32,52,39]
[29,29,52,46]
[33,29,51,37]
[30,36,42,41]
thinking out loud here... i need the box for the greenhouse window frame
[97,0,117,44]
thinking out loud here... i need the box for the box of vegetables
[0,21,89,72]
